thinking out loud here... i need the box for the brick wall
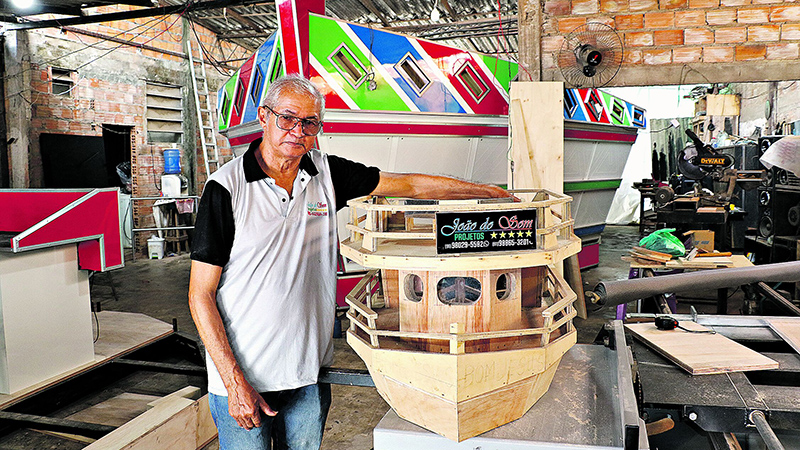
[531,0,800,85]
[8,6,249,254]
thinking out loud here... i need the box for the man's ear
[257,106,269,129]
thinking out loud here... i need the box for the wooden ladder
[186,38,220,178]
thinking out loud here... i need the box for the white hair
[261,74,325,120]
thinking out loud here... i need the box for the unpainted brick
[715,26,747,43]
[704,46,736,61]
[558,17,587,32]
[601,0,628,12]
[736,44,767,60]
[645,11,675,28]
[752,0,783,4]
[655,29,685,45]
[542,35,566,53]
[707,10,737,25]
[675,11,706,29]
[783,23,800,40]
[625,31,655,47]
[720,0,749,6]
[673,47,703,62]
[615,14,645,29]
[545,0,571,14]
[643,49,672,64]
[738,7,771,23]
[629,0,658,11]
[689,0,720,7]
[771,5,800,22]
[685,28,715,44]
[766,42,800,59]
[748,24,781,41]
[659,0,687,9]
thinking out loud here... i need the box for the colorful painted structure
[215,0,646,266]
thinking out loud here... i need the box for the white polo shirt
[192,138,379,394]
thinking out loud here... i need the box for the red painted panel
[0,190,122,271]
[577,241,600,269]
[415,40,509,115]
[309,67,350,110]
[277,0,325,76]
[564,128,637,143]
[0,191,85,233]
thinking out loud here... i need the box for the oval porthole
[495,273,514,300]
[403,274,423,302]
[437,277,481,305]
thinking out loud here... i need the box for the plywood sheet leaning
[768,318,800,355]
[625,322,779,375]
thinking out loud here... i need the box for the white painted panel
[320,135,394,169]
[563,140,598,182]
[393,136,472,178]
[472,137,510,185]
[564,140,633,182]
[0,246,94,394]
[571,190,617,230]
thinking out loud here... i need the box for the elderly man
[189,74,511,450]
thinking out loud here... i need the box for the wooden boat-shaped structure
[341,190,581,441]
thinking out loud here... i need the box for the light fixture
[11,0,34,9]
[430,0,440,21]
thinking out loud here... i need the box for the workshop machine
[654,129,763,209]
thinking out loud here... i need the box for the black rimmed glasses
[262,105,323,136]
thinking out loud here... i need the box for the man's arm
[371,172,513,200]
[188,260,276,429]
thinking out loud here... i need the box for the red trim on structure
[309,66,351,110]
[323,122,508,136]
[276,0,325,77]
[227,122,508,146]
[564,128,637,143]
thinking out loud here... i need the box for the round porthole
[495,273,514,300]
[403,274,423,302]
[437,277,481,305]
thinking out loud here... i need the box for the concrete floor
[0,225,745,449]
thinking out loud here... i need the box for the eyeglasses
[262,105,322,136]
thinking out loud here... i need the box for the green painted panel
[563,179,622,192]
[219,74,238,130]
[601,91,631,127]
[308,15,410,111]
[478,54,518,93]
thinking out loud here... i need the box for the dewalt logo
[700,157,726,165]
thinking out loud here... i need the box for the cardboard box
[684,230,715,252]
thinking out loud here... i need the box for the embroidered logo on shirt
[307,201,329,217]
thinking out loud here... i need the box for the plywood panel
[626,322,779,375]
[768,319,800,355]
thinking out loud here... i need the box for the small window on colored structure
[270,53,283,83]
[437,277,481,305]
[233,78,246,115]
[456,63,489,102]
[632,107,646,127]
[495,273,514,301]
[328,44,367,89]
[584,89,604,121]
[52,68,74,96]
[220,91,231,123]
[395,54,430,95]
[403,274,423,302]
[564,90,579,118]
[250,66,264,105]
[610,99,625,124]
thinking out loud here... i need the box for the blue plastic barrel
[163,149,181,174]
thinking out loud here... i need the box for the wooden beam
[224,7,267,32]
[355,0,391,27]
[517,0,542,81]
[439,0,457,20]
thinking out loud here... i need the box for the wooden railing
[345,189,575,253]
[345,266,577,354]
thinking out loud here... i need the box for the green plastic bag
[638,228,685,257]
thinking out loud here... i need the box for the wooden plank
[0,311,173,410]
[665,257,733,269]
[625,322,779,375]
[767,319,800,355]
[508,82,564,193]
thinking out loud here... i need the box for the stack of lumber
[622,247,673,265]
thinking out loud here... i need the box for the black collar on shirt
[243,137,319,183]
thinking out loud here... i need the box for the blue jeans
[209,383,331,450]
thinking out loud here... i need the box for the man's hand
[227,378,278,430]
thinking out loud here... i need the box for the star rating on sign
[490,232,498,239]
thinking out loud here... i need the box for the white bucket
[147,236,165,259]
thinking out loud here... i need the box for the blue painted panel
[242,35,277,123]
[346,23,465,113]
[564,89,588,122]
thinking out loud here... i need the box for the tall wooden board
[626,322,779,375]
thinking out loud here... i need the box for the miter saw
[653,129,763,208]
